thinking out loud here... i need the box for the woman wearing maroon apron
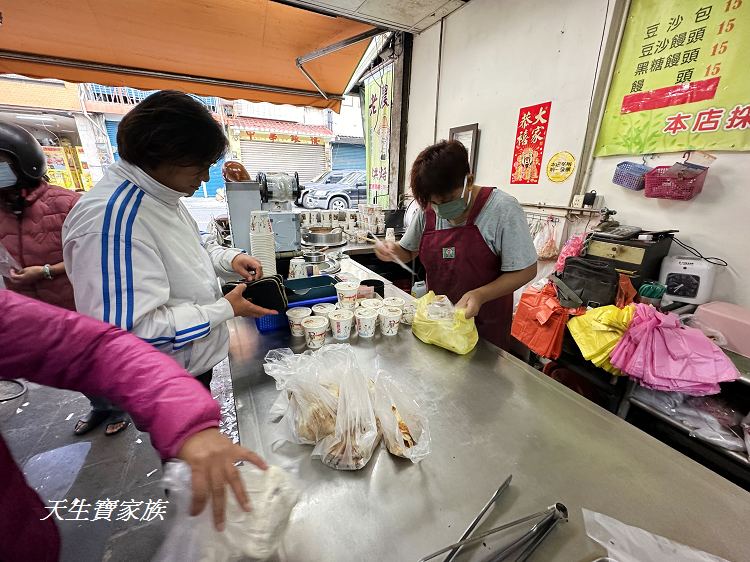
[375,140,537,351]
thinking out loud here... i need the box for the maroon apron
[419,186,513,351]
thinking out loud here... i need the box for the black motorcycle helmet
[0,122,47,189]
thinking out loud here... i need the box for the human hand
[456,289,485,319]
[224,283,278,318]
[231,254,263,281]
[177,428,268,531]
[9,266,45,285]
[374,240,400,263]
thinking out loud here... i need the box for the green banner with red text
[595,0,750,156]
[364,64,393,207]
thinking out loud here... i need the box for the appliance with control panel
[659,255,716,305]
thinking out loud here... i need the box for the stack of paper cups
[249,211,276,277]
[250,211,272,234]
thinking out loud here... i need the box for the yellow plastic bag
[567,304,635,375]
[411,291,479,355]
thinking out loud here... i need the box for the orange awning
[0,1,376,110]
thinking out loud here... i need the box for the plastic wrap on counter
[583,508,730,562]
[633,387,747,453]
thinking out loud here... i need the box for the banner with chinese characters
[236,130,325,145]
[363,64,393,206]
[595,0,750,156]
[510,101,551,184]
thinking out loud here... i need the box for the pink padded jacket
[0,182,79,310]
[0,290,221,561]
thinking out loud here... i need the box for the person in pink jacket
[0,290,268,562]
[0,123,132,436]
[0,123,79,310]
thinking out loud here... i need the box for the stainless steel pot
[301,227,344,246]
[303,251,327,263]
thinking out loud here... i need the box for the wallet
[221,275,288,313]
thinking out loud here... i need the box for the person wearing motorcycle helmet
[0,125,132,437]
[0,122,80,310]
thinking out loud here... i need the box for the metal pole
[0,50,343,100]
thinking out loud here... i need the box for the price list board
[595,0,750,156]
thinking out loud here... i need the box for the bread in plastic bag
[264,347,339,445]
[153,461,299,562]
[412,291,479,355]
[311,348,380,470]
[533,220,559,260]
[372,372,430,463]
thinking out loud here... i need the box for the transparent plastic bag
[412,291,479,355]
[0,242,20,278]
[583,508,730,562]
[533,220,559,260]
[312,349,380,470]
[372,372,430,463]
[154,461,299,562]
[264,347,340,445]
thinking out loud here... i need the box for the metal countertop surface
[228,260,749,562]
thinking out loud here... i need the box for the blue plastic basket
[255,295,338,333]
[612,161,652,191]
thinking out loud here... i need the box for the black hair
[117,90,228,170]
[410,140,471,208]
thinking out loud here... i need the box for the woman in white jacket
[63,91,276,435]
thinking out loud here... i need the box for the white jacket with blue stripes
[63,160,242,376]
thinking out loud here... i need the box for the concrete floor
[0,358,237,562]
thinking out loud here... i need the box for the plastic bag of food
[412,291,479,355]
[154,461,299,562]
[264,347,338,445]
[312,350,380,470]
[534,220,559,260]
[372,373,430,463]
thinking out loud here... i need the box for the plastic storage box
[694,301,750,358]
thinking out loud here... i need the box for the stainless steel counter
[228,263,749,562]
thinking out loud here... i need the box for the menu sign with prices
[510,101,552,185]
[595,0,750,156]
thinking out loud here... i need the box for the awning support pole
[296,28,382,99]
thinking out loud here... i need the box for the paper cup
[379,306,403,336]
[335,282,359,310]
[250,211,272,233]
[359,298,384,311]
[301,316,328,349]
[329,309,354,341]
[289,258,306,279]
[401,303,416,325]
[383,296,405,310]
[312,302,337,333]
[286,307,312,337]
[355,308,379,338]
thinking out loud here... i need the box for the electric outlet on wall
[572,194,584,207]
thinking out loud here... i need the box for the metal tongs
[418,475,568,562]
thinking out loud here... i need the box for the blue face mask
[434,176,472,221]
[0,162,17,189]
